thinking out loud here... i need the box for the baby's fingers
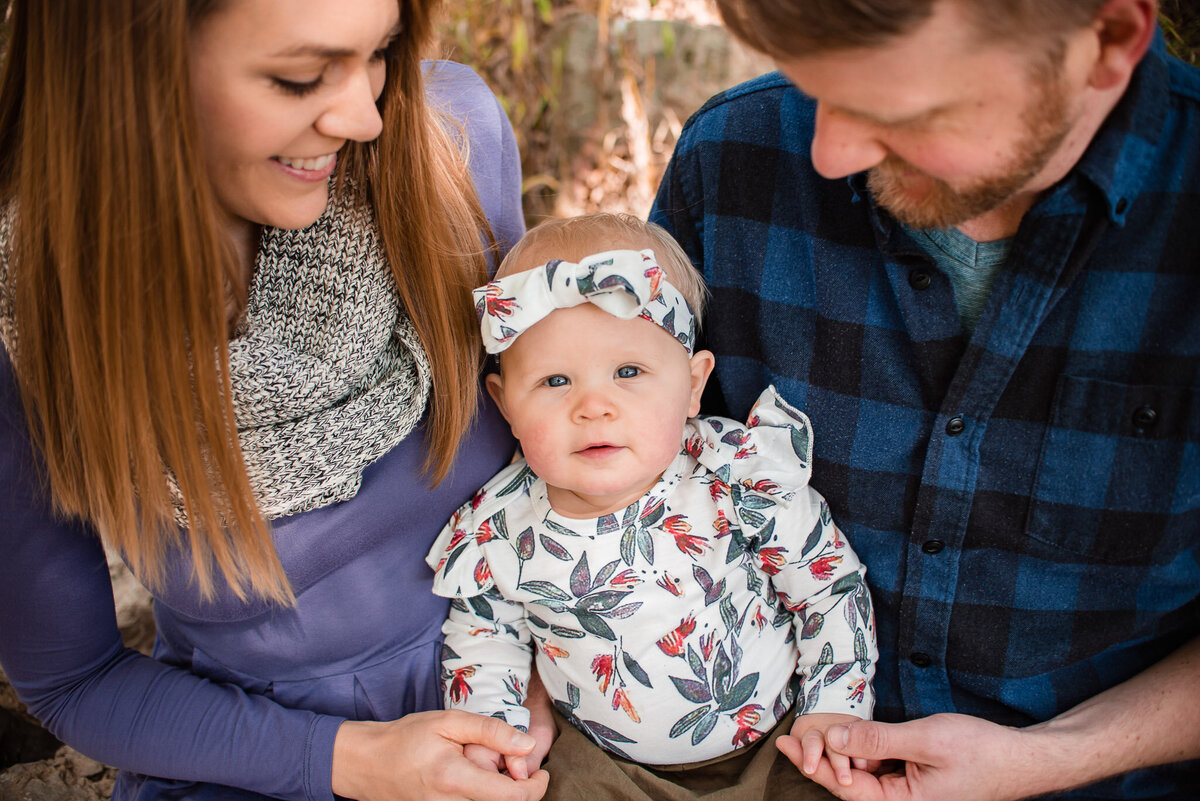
[504,753,530,781]
[799,728,828,775]
[463,742,503,773]
[827,748,853,787]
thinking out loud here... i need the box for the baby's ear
[486,372,511,422]
[687,350,716,417]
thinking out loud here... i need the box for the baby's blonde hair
[497,213,708,327]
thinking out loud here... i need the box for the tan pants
[541,709,839,800]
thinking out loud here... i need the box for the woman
[0,1,549,799]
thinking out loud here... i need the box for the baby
[425,214,877,796]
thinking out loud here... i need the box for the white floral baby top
[425,386,877,764]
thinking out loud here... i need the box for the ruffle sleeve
[425,459,538,598]
[689,385,814,537]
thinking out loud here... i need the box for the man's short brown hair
[716,0,1109,60]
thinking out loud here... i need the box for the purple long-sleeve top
[0,62,522,801]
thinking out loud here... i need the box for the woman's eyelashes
[272,75,323,97]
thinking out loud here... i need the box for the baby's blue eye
[545,375,569,387]
[616,365,641,379]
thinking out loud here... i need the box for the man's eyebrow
[835,103,947,128]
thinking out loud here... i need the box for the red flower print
[732,703,763,728]
[591,653,615,693]
[707,477,730,502]
[757,546,787,576]
[847,678,866,703]
[750,604,768,630]
[809,555,844,580]
[612,687,641,723]
[611,569,642,587]
[685,435,705,460]
[700,631,716,661]
[734,445,758,460]
[743,478,781,494]
[656,573,683,596]
[712,510,732,538]
[644,264,663,300]
[473,558,491,586]
[656,613,697,657]
[470,489,486,510]
[832,524,845,549]
[475,519,495,544]
[732,726,765,748]
[449,666,475,704]
[541,642,570,663]
[481,284,519,319]
[665,515,710,558]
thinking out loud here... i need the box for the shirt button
[945,416,965,436]
[1132,405,1157,429]
[922,540,945,554]
[908,269,932,290]
[910,652,932,668]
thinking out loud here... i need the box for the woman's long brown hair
[0,0,491,604]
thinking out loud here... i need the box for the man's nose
[809,102,888,179]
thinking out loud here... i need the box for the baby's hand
[786,712,863,786]
[463,742,532,780]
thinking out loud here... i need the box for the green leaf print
[620,527,637,566]
[692,565,726,607]
[669,706,711,738]
[801,612,825,639]
[720,595,738,636]
[691,709,720,746]
[573,610,616,640]
[539,534,571,561]
[717,673,759,712]
[622,651,654,688]
[567,682,581,708]
[636,527,655,564]
[801,520,822,557]
[468,595,493,621]
[597,513,619,535]
[570,553,592,598]
[519,580,571,601]
[492,510,509,540]
[831,574,860,595]
[641,497,666,527]
[496,465,535,497]
[801,682,820,714]
[608,602,643,619]
[669,676,713,704]
[824,662,853,685]
[687,644,707,683]
[790,425,810,462]
[516,528,535,561]
[577,590,626,612]
[544,518,577,538]
[551,625,585,639]
[738,494,777,510]
[593,558,620,588]
[854,629,870,668]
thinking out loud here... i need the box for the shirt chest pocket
[1025,375,1200,565]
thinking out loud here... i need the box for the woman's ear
[1087,0,1157,91]
[486,372,511,424]
[687,350,716,418]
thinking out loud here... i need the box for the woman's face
[188,0,401,236]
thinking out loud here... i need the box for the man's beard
[866,73,1074,230]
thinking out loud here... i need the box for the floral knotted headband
[473,248,696,355]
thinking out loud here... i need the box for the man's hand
[793,713,1037,801]
[778,712,871,787]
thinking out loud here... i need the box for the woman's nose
[316,65,384,143]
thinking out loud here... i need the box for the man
[650,0,1199,798]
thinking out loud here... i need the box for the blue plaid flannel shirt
[651,35,1200,799]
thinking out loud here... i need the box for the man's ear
[486,372,511,424]
[687,350,716,418]
[1087,0,1157,91]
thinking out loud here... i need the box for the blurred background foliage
[431,0,1200,223]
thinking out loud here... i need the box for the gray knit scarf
[218,189,431,521]
[0,190,427,525]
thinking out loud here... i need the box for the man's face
[775,2,1088,230]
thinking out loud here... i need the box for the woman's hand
[331,710,549,801]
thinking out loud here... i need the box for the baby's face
[487,303,712,519]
